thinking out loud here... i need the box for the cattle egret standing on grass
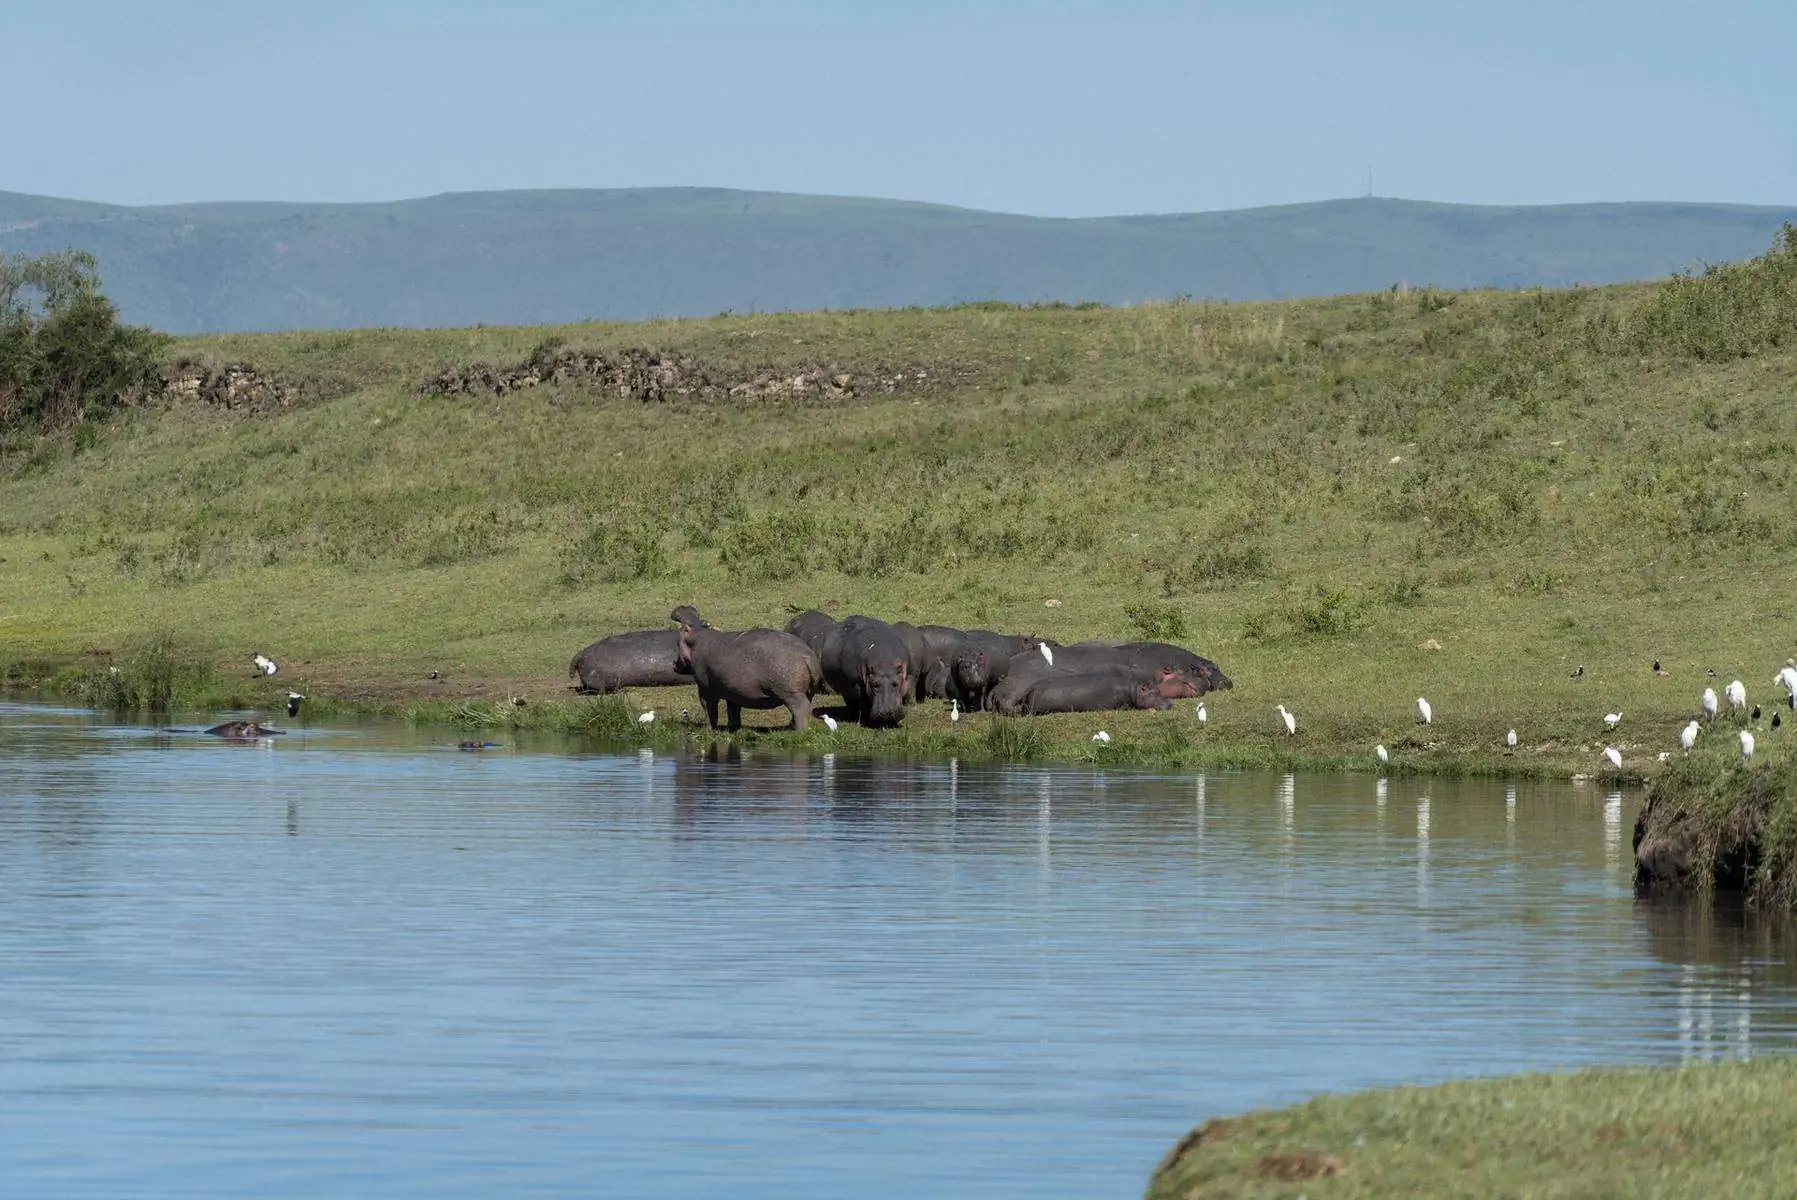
[1038,643,1054,667]
[1604,711,1623,730]
[1375,744,1389,764]
[1276,705,1296,736]
[1727,680,1747,712]
[1196,702,1208,726]
[1603,746,1622,769]
[252,653,277,677]
[1416,697,1433,725]
[1741,730,1756,760]
[821,714,838,732]
[1680,721,1700,752]
[1702,688,1719,720]
[638,711,655,725]
[1506,728,1518,748]
[1776,666,1797,701]
[1092,731,1111,743]
[950,698,961,723]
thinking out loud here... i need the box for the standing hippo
[677,622,824,731]
[784,610,838,657]
[1015,667,1188,715]
[568,605,707,694]
[821,615,911,728]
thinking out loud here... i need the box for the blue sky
[8,0,1794,215]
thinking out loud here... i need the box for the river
[3,701,1794,1198]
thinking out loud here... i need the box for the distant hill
[2,187,1794,333]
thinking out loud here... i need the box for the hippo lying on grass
[996,666,1199,716]
[568,605,706,694]
[677,621,824,731]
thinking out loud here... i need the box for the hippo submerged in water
[568,605,707,694]
[204,721,284,739]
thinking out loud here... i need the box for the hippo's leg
[704,691,723,730]
[725,700,743,732]
[784,692,811,731]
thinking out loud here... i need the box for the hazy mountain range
[2,187,1793,333]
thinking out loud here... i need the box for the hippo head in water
[862,657,909,727]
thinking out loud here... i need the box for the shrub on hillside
[0,250,167,430]
[1629,223,1797,360]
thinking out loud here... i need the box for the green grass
[1636,729,1797,906]
[1145,1058,1797,1199]
[4,232,1797,788]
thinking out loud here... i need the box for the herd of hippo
[568,606,1232,731]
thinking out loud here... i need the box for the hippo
[677,622,824,732]
[993,640,1229,707]
[567,605,707,694]
[1070,640,1233,693]
[951,633,1059,710]
[784,610,838,657]
[204,721,284,738]
[1016,668,1185,716]
[821,615,911,728]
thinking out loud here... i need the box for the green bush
[1,250,167,430]
[1124,600,1189,641]
[559,516,671,586]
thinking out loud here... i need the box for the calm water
[4,702,1797,1199]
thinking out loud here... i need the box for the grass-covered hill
[4,188,1797,332]
[2,227,1796,779]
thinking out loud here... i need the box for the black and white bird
[1571,665,1585,680]
[251,653,278,677]
[1775,712,1784,730]
[286,691,305,717]
[1653,659,1670,677]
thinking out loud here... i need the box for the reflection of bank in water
[1640,898,1797,1062]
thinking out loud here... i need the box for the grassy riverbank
[1145,1057,1797,1199]
[3,231,1797,779]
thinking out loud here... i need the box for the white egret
[1276,705,1296,735]
[1416,697,1433,725]
[1741,730,1756,760]
[1092,730,1111,743]
[1604,711,1623,730]
[1680,721,1699,752]
[1506,728,1518,748]
[251,653,278,677]
[1375,744,1388,764]
[821,714,838,732]
[1603,746,1622,769]
[949,698,961,723]
[1727,680,1747,712]
[1702,688,1719,720]
[637,711,655,725]
[1196,702,1208,726]
[1777,666,1797,699]
[1038,642,1055,667]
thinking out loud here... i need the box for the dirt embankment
[416,345,964,403]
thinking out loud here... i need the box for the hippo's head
[1133,683,1176,711]
[862,657,909,726]
[1199,662,1234,691]
[676,623,700,671]
[669,604,706,630]
[1154,669,1201,701]
[952,649,987,688]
